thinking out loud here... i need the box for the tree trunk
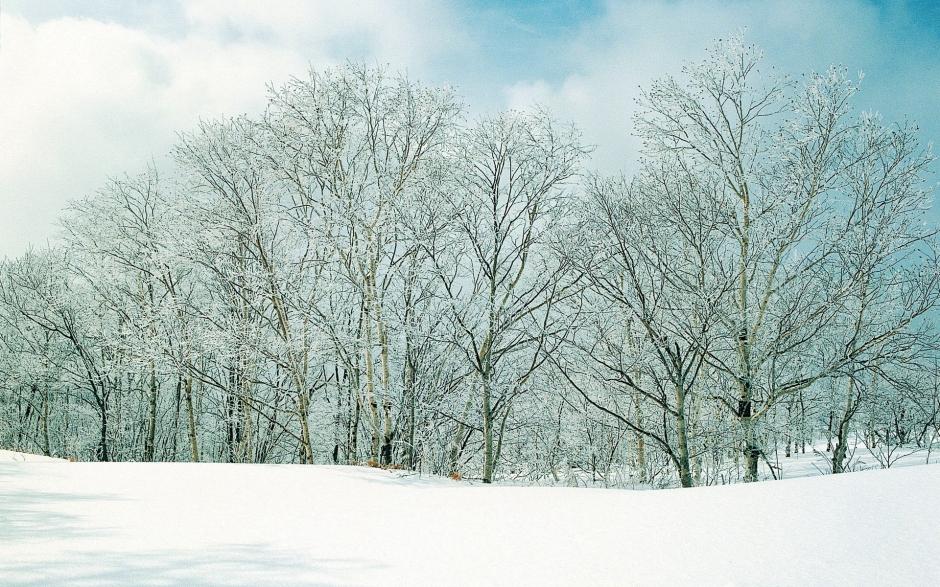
[736,181,759,483]
[183,373,200,462]
[98,400,110,462]
[144,361,158,462]
[741,404,760,482]
[675,385,694,488]
[832,377,858,474]
[297,389,314,464]
[226,365,244,463]
[41,393,51,457]
[482,371,495,483]
[633,388,647,483]
[170,375,181,461]
[348,389,360,465]
[362,311,382,462]
[403,357,416,469]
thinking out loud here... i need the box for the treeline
[2,39,939,487]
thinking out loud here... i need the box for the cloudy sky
[1,0,938,258]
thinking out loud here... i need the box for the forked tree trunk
[832,377,859,474]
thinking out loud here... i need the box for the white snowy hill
[1,454,938,586]
[0,449,67,462]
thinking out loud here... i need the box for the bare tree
[430,110,587,482]
[634,37,940,481]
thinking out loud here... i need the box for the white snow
[768,442,940,480]
[1,455,939,586]
[0,450,66,463]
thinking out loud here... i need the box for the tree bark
[481,370,495,483]
[144,361,158,462]
[184,373,200,462]
[675,384,694,488]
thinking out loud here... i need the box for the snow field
[2,457,939,585]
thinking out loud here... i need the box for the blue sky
[1,0,938,256]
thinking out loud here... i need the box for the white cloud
[1,0,936,257]
[501,0,938,174]
[0,14,302,257]
[0,1,467,257]
[183,0,465,67]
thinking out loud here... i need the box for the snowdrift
[0,450,66,463]
[1,454,938,586]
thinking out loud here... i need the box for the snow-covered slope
[0,450,66,463]
[1,456,938,586]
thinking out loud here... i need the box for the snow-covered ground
[766,442,939,481]
[2,455,938,586]
[0,450,66,463]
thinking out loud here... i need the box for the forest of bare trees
[2,39,939,488]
